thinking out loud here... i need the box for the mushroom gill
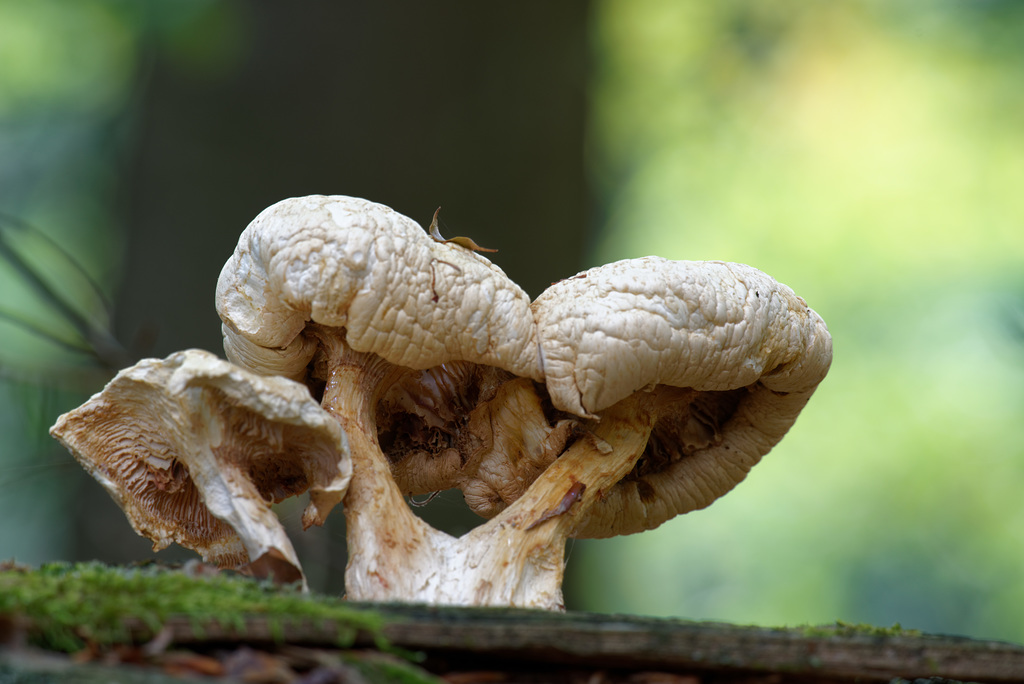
[572,385,753,539]
[373,362,583,518]
[50,349,351,585]
[374,361,507,470]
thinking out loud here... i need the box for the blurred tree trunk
[72,1,590,597]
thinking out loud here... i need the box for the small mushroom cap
[49,349,350,583]
[532,257,833,537]
[216,195,542,382]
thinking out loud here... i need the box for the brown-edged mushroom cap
[49,349,350,585]
[216,195,542,383]
[531,256,833,537]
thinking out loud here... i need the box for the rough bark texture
[179,607,1024,682]
[6,607,1023,683]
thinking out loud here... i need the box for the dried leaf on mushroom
[427,206,498,253]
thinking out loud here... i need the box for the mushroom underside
[49,350,351,586]
[321,351,759,538]
[62,396,248,567]
[307,330,659,607]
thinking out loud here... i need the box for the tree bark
[106,607,1024,683]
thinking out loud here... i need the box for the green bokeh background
[576,0,1024,642]
[2,0,1023,644]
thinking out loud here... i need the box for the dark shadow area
[66,1,590,597]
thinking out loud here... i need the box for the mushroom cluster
[52,195,832,610]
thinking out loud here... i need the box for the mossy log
[123,606,1024,683]
[3,563,1023,683]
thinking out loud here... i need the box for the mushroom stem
[437,390,657,609]
[318,336,657,608]
[317,341,444,602]
[489,390,657,539]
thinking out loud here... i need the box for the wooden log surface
[123,605,1024,683]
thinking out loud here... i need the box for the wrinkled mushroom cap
[216,195,542,383]
[535,257,830,416]
[371,256,832,538]
[49,349,350,582]
[532,257,832,537]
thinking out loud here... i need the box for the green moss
[800,620,922,639]
[0,561,386,653]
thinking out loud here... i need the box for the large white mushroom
[215,195,833,608]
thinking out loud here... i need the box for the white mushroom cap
[49,349,350,584]
[216,195,542,382]
[534,257,831,417]
[531,257,832,536]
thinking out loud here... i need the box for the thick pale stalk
[319,340,656,609]
[438,392,656,608]
[318,345,441,601]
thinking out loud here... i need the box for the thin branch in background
[0,308,98,357]
[0,459,80,490]
[0,213,133,375]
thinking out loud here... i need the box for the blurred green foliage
[575,0,1024,642]
[0,0,225,564]
[0,0,136,566]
